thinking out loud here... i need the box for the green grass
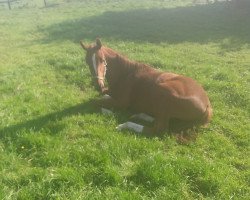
[0,0,249,199]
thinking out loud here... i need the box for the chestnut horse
[80,39,212,136]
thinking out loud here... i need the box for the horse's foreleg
[95,94,129,111]
[116,117,169,137]
[94,94,112,109]
[116,121,144,133]
[130,113,154,123]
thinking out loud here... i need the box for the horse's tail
[201,102,212,127]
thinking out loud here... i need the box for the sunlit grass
[0,0,249,199]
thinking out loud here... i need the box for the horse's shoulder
[155,72,180,84]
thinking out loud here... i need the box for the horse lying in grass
[80,39,212,137]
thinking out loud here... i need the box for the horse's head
[80,38,107,93]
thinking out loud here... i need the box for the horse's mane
[106,47,155,74]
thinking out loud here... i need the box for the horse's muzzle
[92,78,106,94]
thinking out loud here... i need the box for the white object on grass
[101,108,113,115]
[116,121,144,133]
[131,113,154,122]
[102,94,111,100]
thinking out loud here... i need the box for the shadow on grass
[0,100,98,140]
[0,99,205,151]
[39,2,250,50]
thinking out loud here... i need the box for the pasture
[0,0,249,199]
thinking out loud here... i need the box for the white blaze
[92,53,97,74]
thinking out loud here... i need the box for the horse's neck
[105,47,135,73]
[104,47,157,87]
[103,47,136,88]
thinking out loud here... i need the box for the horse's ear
[96,38,102,49]
[80,41,88,51]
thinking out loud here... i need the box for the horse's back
[156,73,205,97]
[155,72,211,122]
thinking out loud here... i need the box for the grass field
[0,0,249,199]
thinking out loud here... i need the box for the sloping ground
[0,0,249,199]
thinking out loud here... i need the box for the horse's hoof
[116,123,126,131]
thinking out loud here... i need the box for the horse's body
[80,39,212,136]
